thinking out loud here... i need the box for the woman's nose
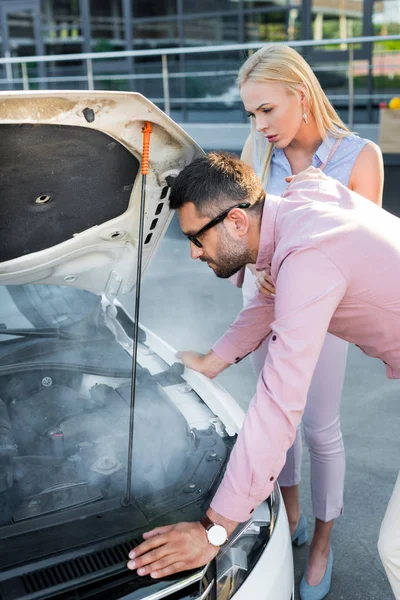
[255,114,269,133]
[190,242,203,260]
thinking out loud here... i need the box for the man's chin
[212,263,244,279]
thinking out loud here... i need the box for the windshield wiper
[0,326,68,338]
[0,323,111,341]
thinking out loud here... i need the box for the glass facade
[0,0,397,123]
[373,0,400,35]
[311,0,364,50]
[183,14,240,45]
[0,0,373,55]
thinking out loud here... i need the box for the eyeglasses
[185,202,251,248]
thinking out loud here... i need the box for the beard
[203,226,253,279]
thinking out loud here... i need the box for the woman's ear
[298,84,310,111]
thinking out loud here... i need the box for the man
[127,152,400,599]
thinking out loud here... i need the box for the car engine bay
[0,361,227,527]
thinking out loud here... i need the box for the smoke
[0,283,196,526]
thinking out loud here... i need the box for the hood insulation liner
[0,124,139,262]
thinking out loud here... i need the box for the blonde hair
[238,45,351,187]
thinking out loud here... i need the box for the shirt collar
[314,135,336,165]
[271,145,286,166]
[255,195,281,270]
[272,134,336,167]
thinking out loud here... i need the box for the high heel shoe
[299,548,333,600]
[291,513,308,547]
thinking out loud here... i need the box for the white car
[0,91,294,600]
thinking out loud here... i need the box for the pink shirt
[210,168,400,522]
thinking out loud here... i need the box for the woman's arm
[348,142,384,207]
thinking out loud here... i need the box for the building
[0,0,399,122]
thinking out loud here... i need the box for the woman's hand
[285,166,330,185]
[255,267,275,297]
[247,264,275,297]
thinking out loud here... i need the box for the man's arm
[127,248,347,577]
[212,290,275,365]
[174,289,276,379]
[211,248,347,520]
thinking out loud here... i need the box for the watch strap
[200,515,214,532]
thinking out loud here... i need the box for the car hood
[0,91,203,296]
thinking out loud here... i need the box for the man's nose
[190,242,203,259]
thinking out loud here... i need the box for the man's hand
[126,521,218,579]
[127,510,239,579]
[176,349,230,379]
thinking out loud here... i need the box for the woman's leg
[378,471,400,599]
[251,334,304,533]
[302,333,348,585]
[243,269,348,586]
[243,268,304,533]
[280,481,301,535]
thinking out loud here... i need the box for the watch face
[208,524,228,546]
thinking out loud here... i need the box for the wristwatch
[200,515,228,547]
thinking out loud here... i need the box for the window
[183,14,240,45]
[41,0,81,42]
[373,0,400,35]
[244,0,301,8]
[244,10,289,42]
[90,0,124,46]
[311,0,364,50]
[134,0,178,18]
[133,20,179,49]
[182,0,239,12]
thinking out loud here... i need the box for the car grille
[0,539,216,600]
[21,541,133,594]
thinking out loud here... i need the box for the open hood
[0,91,203,297]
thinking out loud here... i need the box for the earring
[302,112,308,124]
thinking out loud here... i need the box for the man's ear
[226,207,249,237]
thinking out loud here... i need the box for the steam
[0,283,193,525]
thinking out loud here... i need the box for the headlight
[216,485,280,599]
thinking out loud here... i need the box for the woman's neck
[286,115,323,157]
[283,115,324,173]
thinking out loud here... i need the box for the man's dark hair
[169,152,265,218]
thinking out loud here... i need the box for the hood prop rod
[122,121,153,507]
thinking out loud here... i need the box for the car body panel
[0,91,203,295]
[233,490,294,600]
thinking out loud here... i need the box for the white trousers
[242,268,347,522]
[378,472,400,599]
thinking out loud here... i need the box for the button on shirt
[209,168,400,523]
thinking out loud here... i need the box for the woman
[237,45,384,600]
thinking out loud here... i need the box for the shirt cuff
[212,336,246,365]
[210,480,273,522]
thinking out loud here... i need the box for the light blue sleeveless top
[252,132,370,195]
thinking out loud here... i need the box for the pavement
[134,212,400,600]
